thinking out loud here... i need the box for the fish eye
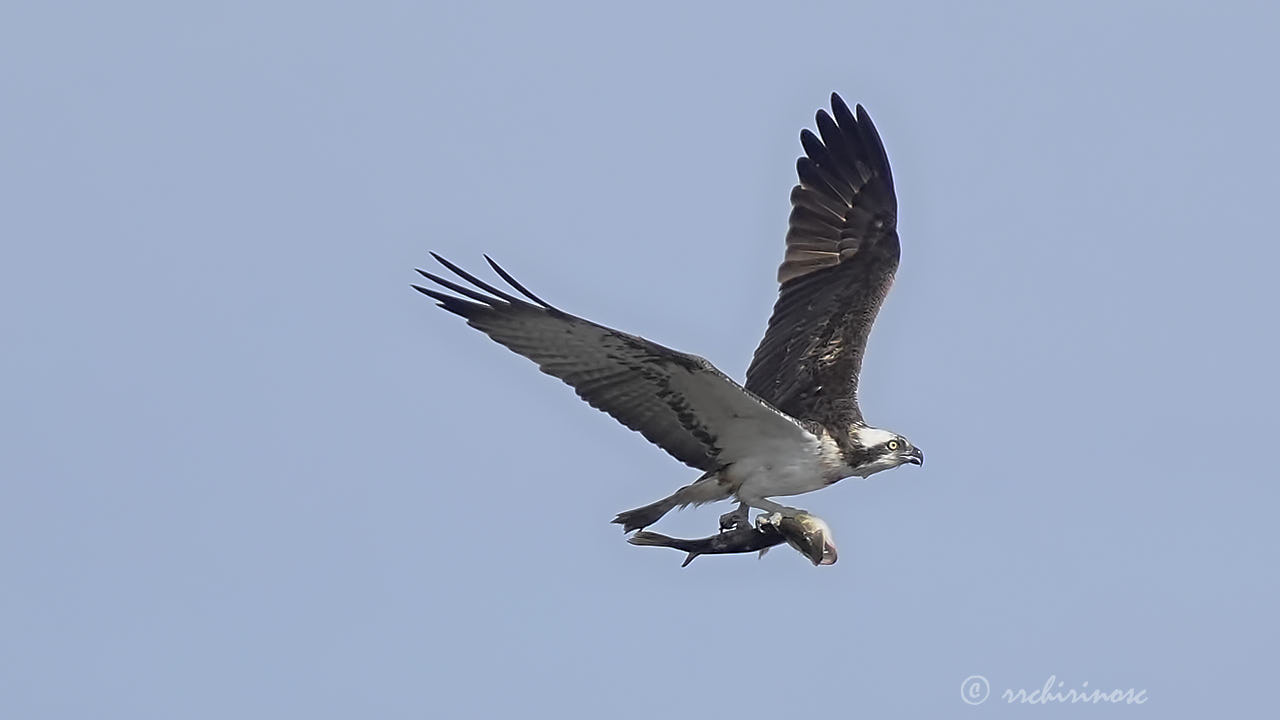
[887,440,900,451]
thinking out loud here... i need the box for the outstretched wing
[745,93,901,425]
[415,255,818,473]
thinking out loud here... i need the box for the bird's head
[849,425,924,476]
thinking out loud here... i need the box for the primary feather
[745,94,901,427]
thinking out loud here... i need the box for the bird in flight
[414,93,922,535]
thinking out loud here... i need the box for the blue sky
[3,1,1277,717]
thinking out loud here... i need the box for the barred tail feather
[612,498,680,533]
[611,472,731,533]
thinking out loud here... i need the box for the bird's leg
[718,502,750,531]
[739,496,806,519]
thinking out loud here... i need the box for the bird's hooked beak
[906,446,924,466]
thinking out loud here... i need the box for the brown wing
[414,255,819,473]
[744,94,901,425]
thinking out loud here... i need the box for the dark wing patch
[416,255,815,472]
[745,94,901,424]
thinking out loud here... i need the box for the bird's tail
[611,472,730,533]
[612,498,681,533]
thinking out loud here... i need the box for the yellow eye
[887,440,900,451]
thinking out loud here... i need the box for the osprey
[414,93,923,533]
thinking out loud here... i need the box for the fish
[627,512,838,567]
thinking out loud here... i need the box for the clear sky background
[3,1,1277,717]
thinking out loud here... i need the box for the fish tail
[628,532,701,567]
[627,530,684,548]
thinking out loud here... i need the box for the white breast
[725,432,851,499]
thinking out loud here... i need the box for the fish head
[776,512,838,566]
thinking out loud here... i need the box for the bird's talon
[719,505,749,531]
[756,511,784,528]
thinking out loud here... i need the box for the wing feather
[745,93,901,424]
[416,257,818,471]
